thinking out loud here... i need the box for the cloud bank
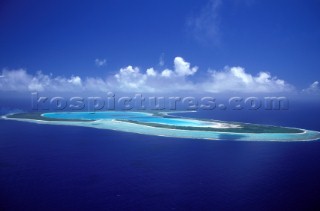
[0,56,294,94]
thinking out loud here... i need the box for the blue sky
[0,0,320,93]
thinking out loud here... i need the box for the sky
[0,0,320,94]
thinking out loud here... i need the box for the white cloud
[0,69,84,92]
[161,69,173,78]
[85,77,109,92]
[159,57,197,78]
[302,81,320,94]
[146,68,157,77]
[174,57,198,76]
[0,69,32,91]
[95,58,107,67]
[0,57,294,94]
[113,66,148,91]
[187,0,222,45]
[159,53,165,67]
[202,66,292,93]
[68,76,82,86]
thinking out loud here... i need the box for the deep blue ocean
[1,98,320,210]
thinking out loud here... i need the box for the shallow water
[36,111,320,142]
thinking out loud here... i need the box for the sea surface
[1,98,320,210]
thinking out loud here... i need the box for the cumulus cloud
[174,57,198,76]
[0,69,84,92]
[161,69,173,78]
[146,68,157,77]
[158,57,198,78]
[201,66,292,93]
[95,58,107,67]
[302,81,320,94]
[107,57,199,92]
[0,69,32,91]
[113,66,149,91]
[0,57,294,94]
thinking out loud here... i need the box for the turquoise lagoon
[6,111,320,142]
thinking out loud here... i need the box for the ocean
[1,98,320,210]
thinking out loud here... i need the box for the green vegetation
[117,119,303,134]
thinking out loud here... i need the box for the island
[3,111,320,142]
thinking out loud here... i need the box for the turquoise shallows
[39,111,320,142]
